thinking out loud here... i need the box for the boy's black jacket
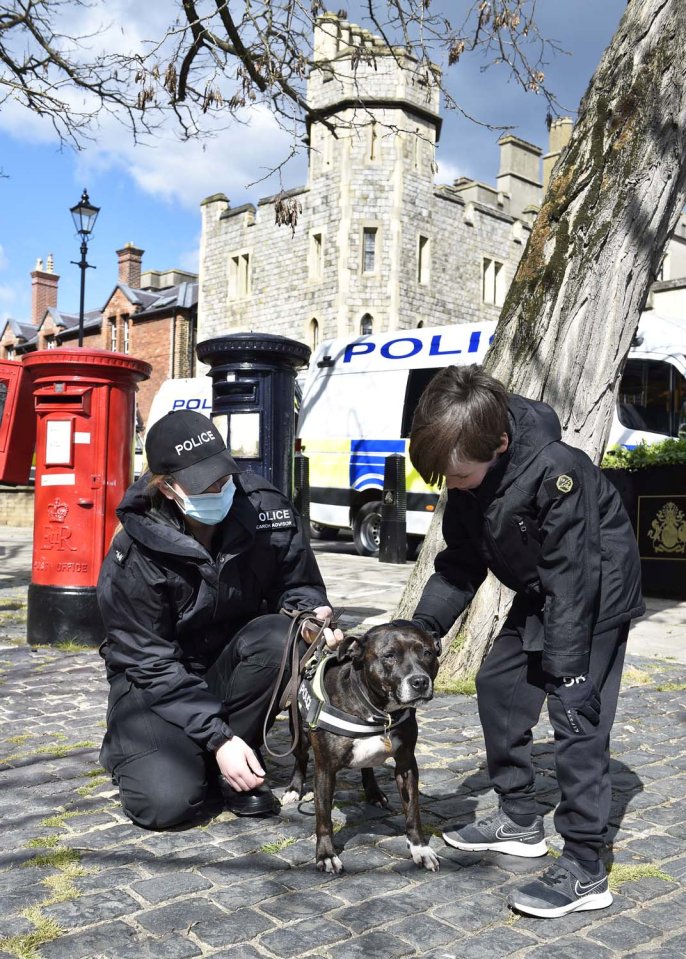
[413,395,645,677]
[97,472,328,751]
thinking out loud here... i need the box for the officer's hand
[546,674,601,734]
[215,737,265,791]
[307,605,344,650]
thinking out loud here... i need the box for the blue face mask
[166,477,236,526]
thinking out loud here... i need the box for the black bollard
[294,451,311,541]
[379,453,407,564]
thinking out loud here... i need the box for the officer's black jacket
[413,395,645,677]
[97,471,329,751]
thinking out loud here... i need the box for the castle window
[229,251,251,300]
[362,227,377,274]
[309,232,323,282]
[369,121,378,161]
[418,235,430,285]
[360,314,373,335]
[109,318,117,351]
[123,317,130,354]
[482,257,505,307]
[5,347,15,360]
[46,337,57,349]
[309,318,320,350]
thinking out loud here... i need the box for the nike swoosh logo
[575,876,607,896]
[494,825,538,840]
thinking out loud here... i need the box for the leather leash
[261,609,335,759]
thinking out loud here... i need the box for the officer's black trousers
[476,622,629,863]
[100,614,295,830]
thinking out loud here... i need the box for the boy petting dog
[409,365,644,918]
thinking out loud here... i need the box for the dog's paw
[366,790,389,808]
[282,788,312,805]
[408,840,440,872]
[317,855,344,875]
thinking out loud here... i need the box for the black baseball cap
[145,410,241,494]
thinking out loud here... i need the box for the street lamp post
[70,190,100,348]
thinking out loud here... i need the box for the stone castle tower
[198,13,542,347]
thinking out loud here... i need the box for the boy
[409,365,644,918]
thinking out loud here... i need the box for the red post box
[0,359,36,484]
[22,349,151,647]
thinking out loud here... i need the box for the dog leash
[261,608,335,759]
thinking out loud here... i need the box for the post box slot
[34,387,91,414]
[214,380,258,405]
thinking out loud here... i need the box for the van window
[401,368,440,437]
[618,358,686,437]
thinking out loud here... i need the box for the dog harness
[297,651,414,738]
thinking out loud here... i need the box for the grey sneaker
[443,809,547,858]
[508,856,613,918]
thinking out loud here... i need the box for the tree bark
[396,0,686,676]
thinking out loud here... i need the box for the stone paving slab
[1,634,685,958]
[1,533,686,957]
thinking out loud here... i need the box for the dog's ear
[337,634,365,662]
[391,618,443,657]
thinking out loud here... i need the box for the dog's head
[338,620,440,708]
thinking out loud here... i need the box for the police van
[296,317,686,556]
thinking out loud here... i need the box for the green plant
[0,906,63,959]
[602,437,686,470]
[436,676,477,696]
[607,862,675,890]
[260,837,297,854]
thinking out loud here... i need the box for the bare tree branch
[0,1,563,150]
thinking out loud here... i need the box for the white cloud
[0,244,8,271]
[0,1,309,205]
[434,158,463,187]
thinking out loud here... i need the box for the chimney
[496,135,543,221]
[31,254,59,325]
[117,243,144,288]
[543,117,573,193]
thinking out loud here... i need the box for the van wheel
[353,502,382,557]
[310,522,340,541]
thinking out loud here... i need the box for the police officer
[98,409,341,829]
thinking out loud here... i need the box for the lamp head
[70,189,100,237]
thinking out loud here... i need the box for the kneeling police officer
[97,409,341,829]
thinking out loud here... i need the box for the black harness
[297,651,414,738]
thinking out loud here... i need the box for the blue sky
[0,1,628,324]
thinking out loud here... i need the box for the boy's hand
[546,674,601,734]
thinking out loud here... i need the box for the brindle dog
[283,620,440,874]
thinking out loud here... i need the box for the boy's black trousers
[100,614,295,830]
[476,621,629,863]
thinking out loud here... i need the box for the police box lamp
[70,189,100,348]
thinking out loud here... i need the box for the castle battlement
[307,13,441,125]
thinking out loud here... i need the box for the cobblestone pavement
[1,531,686,958]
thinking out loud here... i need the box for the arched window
[360,314,373,336]
[309,317,320,350]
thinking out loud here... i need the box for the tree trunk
[396,0,686,676]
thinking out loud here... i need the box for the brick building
[0,246,198,421]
